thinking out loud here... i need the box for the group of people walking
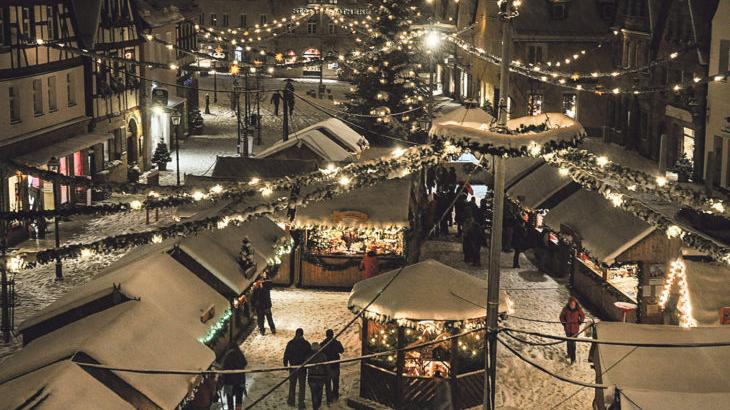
[284,328,345,409]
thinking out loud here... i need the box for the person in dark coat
[467,197,479,221]
[502,206,516,252]
[453,191,468,236]
[321,329,344,403]
[426,166,436,195]
[221,346,248,410]
[512,221,530,268]
[284,79,295,115]
[307,342,330,410]
[559,297,585,364]
[463,217,483,266]
[251,274,276,335]
[271,91,282,116]
[437,193,450,236]
[284,328,312,408]
[435,166,447,193]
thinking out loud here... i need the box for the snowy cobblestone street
[236,238,595,410]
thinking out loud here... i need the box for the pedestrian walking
[426,166,436,194]
[432,371,454,410]
[512,221,530,268]
[437,193,450,236]
[559,296,585,364]
[463,217,483,266]
[284,79,295,115]
[271,91,282,116]
[221,345,248,410]
[307,342,331,410]
[321,329,344,403]
[360,249,380,279]
[251,274,276,335]
[284,328,312,408]
[467,196,479,221]
[454,191,468,237]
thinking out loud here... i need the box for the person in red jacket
[559,296,585,364]
[360,249,380,279]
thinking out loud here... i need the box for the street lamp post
[484,1,515,409]
[170,110,182,186]
[425,30,441,126]
[47,156,62,280]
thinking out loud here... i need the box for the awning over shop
[178,216,289,295]
[594,322,730,410]
[18,253,229,343]
[167,95,186,108]
[17,132,112,166]
[507,163,571,209]
[683,259,730,326]
[543,190,654,264]
[294,178,412,228]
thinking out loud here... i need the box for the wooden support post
[360,317,369,398]
[395,326,406,410]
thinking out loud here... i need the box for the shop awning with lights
[543,189,654,264]
[17,132,112,167]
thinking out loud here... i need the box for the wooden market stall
[592,322,730,410]
[347,260,511,409]
[542,189,681,323]
[293,178,415,289]
[661,258,730,327]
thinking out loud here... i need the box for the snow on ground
[239,288,360,410]
[421,239,595,410]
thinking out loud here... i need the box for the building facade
[704,0,730,189]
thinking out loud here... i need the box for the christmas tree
[344,0,428,145]
[151,142,172,171]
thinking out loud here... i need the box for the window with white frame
[562,93,577,119]
[9,86,20,123]
[22,7,33,42]
[67,72,76,106]
[527,44,546,64]
[528,93,543,116]
[46,6,57,40]
[33,79,43,115]
[210,13,217,26]
[48,76,57,111]
[307,22,317,34]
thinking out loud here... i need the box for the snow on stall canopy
[0,303,215,410]
[348,259,510,328]
[178,216,289,295]
[431,112,585,150]
[594,322,730,410]
[294,178,412,228]
[210,157,319,180]
[683,259,730,326]
[543,190,654,264]
[288,118,369,153]
[254,129,354,162]
[433,104,495,126]
[0,361,133,410]
[17,253,228,343]
[507,162,571,210]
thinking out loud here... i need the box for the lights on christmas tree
[658,259,697,328]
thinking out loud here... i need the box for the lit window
[528,94,543,116]
[48,76,57,111]
[33,79,43,115]
[683,127,695,156]
[562,93,577,119]
[210,14,217,27]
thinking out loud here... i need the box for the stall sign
[721,307,730,325]
[200,304,216,323]
[332,211,369,225]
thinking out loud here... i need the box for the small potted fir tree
[151,142,172,171]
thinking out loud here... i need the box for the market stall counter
[292,178,414,289]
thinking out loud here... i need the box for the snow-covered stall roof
[430,113,585,152]
[435,105,495,126]
[178,216,289,295]
[0,361,134,410]
[294,178,412,228]
[543,190,654,264]
[211,157,319,180]
[348,259,510,327]
[18,254,228,342]
[507,163,571,209]
[1,302,215,410]
[683,259,730,326]
[255,130,353,162]
[289,118,369,153]
[504,157,543,187]
[594,322,730,410]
